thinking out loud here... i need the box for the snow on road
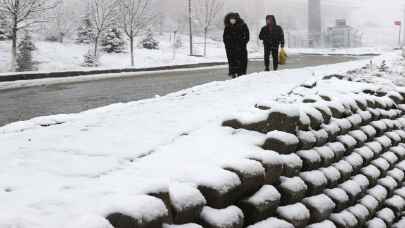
[286,47,389,56]
[0,52,401,227]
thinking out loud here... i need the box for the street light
[395,21,402,48]
[188,0,193,56]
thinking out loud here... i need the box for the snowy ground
[286,47,389,56]
[0,51,403,227]
[0,34,227,74]
[0,33,389,75]
[249,47,390,59]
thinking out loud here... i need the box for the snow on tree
[194,0,224,56]
[0,15,10,40]
[88,0,119,58]
[16,31,36,72]
[140,31,159,49]
[0,27,9,41]
[47,0,79,43]
[174,37,183,49]
[0,0,58,71]
[82,49,99,67]
[76,12,95,44]
[118,0,153,66]
[101,27,126,53]
[171,32,183,60]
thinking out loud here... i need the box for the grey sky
[230,0,405,46]
[73,0,405,46]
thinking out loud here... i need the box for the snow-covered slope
[0,52,403,227]
[0,34,227,73]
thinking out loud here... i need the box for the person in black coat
[223,12,250,78]
[259,15,285,71]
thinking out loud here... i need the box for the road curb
[0,61,228,83]
[0,53,375,83]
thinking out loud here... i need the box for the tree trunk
[204,27,208,57]
[130,37,134,66]
[10,17,18,72]
[94,36,99,58]
[59,32,65,43]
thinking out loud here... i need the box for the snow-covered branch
[118,0,154,66]
[0,0,59,71]
[88,0,119,57]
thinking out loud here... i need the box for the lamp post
[188,0,193,56]
[395,21,402,48]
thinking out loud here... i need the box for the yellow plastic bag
[279,48,287,65]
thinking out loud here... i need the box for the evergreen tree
[82,49,99,67]
[0,29,8,41]
[140,31,159,50]
[101,28,126,53]
[76,13,95,44]
[16,32,36,72]
[0,16,10,41]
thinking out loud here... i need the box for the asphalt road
[0,54,360,126]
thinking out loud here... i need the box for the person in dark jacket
[259,15,285,71]
[223,12,250,78]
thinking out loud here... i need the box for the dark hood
[266,15,277,26]
[224,12,244,27]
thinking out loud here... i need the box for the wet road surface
[0,54,361,126]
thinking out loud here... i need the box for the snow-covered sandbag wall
[221,86,405,228]
[98,79,405,228]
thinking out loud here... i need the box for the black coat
[223,21,250,49]
[223,15,250,75]
[259,16,285,48]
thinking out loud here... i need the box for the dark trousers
[241,47,248,75]
[264,46,279,71]
[225,47,233,75]
[225,46,248,77]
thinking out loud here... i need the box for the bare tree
[0,0,58,71]
[118,0,153,66]
[88,0,118,58]
[194,0,223,56]
[48,0,79,43]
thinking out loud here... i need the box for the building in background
[326,19,362,48]
[308,0,322,47]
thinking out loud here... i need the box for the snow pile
[101,195,168,222]
[169,183,206,212]
[243,185,281,206]
[199,206,244,228]
[65,215,114,228]
[247,217,294,228]
[163,224,202,228]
